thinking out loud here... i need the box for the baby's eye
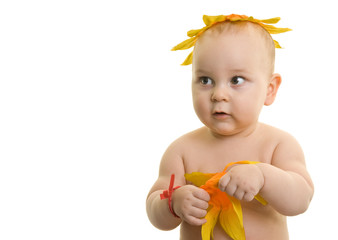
[230,76,245,86]
[200,77,213,86]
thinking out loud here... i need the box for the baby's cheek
[193,99,209,115]
[235,102,259,121]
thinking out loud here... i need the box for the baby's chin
[208,127,240,138]
[207,124,255,138]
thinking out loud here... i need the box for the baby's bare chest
[183,139,276,174]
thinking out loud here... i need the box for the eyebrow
[194,68,250,76]
[193,69,214,76]
[228,68,250,74]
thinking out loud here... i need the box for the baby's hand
[172,185,210,226]
[218,164,264,201]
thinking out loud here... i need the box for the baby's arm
[257,133,314,215]
[146,141,209,230]
[218,132,314,216]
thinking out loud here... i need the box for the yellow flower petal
[220,196,245,240]
[261,24,292,34]
[219,206,245,240]
[260,17,281,24]
[202,206,220,240]
[171,36,197,51]
[185,172,215,187]
[222,160,260,173]
[203,15,226,26]
[187,26,208,37]
[187,28,203,37]
[172,14,291,66]
[228,14,249,22]
[274,40,282,48]
[254,194,268,205]
[228,196,243,221]
[185,161,268,239]
[181,51,194,65]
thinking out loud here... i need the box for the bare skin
[146,22,314,239]
[147,125,312,240]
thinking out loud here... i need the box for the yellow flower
[185,161,267,240]
[172,14,291,65]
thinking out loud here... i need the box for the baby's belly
[180,202,289,240]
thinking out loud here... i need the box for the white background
[0,0,336,239]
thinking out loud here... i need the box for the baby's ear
[264,73,282,106]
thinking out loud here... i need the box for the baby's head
[193,21,276,77]
[172,15,291,136]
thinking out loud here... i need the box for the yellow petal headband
[172,14,292,65]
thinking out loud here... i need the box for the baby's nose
[211,85,230,102]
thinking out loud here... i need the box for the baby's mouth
[213,111,228,115]
[213,111,230,118]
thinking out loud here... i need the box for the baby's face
[191,25,273,136]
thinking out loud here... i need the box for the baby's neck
[208,122,260,140]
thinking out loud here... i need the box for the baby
[146,14,314,240]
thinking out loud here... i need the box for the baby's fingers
[179,205,208,226]
[218,174,231,192]
[193,188,210,202]
[184,213,207,226]
[192,198,209,210]
[243,192,255,202]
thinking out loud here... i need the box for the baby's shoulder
[159,128,206,169]
[168,127,206,148]
[164,127,209,156]
[258,123,296,142]
[258,123,303,157]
